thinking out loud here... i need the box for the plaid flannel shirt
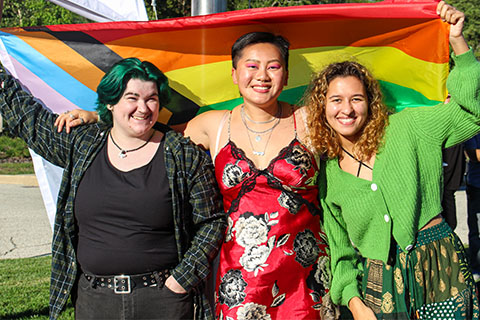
[0,72,226,320]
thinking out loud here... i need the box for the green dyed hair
[96,58,171,126]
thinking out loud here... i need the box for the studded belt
[83,269,170,294]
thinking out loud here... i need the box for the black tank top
[74,135,178,275]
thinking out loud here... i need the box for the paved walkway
[0,174,471,260]
[0,175,52,259]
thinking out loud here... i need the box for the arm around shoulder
[184,109,228,151]
[0,72,73,167]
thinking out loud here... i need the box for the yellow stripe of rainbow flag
[0,1,449,123]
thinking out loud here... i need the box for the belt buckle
[114,275,131,294]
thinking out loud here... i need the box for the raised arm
[408,3,480,148]
[55,106,223,153]
[437,1,468,56]
[0,71,76,167]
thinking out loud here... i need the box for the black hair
[231,32,290,71]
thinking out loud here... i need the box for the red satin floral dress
[214,111,333,320]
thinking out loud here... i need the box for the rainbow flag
[0,0,449,125]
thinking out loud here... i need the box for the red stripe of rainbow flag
[0,0,449,125]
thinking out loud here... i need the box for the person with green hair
[57,31,337,319]
[0,57,226,319]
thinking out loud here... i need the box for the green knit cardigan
[321,49,480,306]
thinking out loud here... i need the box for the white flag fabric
[29,149,63,231]
[47,0,148,22]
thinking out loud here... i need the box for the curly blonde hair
[305,61,389,161]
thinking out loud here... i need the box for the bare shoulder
[291,104,310,140]
[293,104,310,117]
[184,109,229,150]
[188,109,228,132]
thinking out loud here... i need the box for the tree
[448,0,480,57]
[145,0,191,19]
[143,0,366,19]
[0,0,89,28]
[227,0,364,10]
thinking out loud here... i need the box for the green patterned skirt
[361,220,479,319]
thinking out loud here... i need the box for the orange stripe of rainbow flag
[0,1,449,124]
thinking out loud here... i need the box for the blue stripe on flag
[0,31,97,110]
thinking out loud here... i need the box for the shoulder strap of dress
[297,106,321,168]
[213,110,230,162]
[291,104,298,138]
[299,106,309,136]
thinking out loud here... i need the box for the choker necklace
[242,104,280,124]
[240,103,282,142]
[110,131,155,159]
[341,147,372,177]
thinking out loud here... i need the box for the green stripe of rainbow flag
[0,1,449,124]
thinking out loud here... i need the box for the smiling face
[110,78,160,139]
[231,43,288,108]
[325,75,369,146]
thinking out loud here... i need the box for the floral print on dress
[278,191,302,214]
[293,229,321,268]
[215,138,335,319]
[234,212,278,276]
[218,269,247,308]
[240,238,275,275]
[222,161,248,188]
[286,144,312,178]
[225,217,234,242]
[237,302,272,320]
[234,212,270,248]
[307,256,329,297]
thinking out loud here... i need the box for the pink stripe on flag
[10,56,80,114]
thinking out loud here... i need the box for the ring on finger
[79,118,85,124]
[64,111,70,114]
[69,114,75,119]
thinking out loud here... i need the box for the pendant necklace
[243,104,282,156]
[241,103,282,142]
[341,147,373,177]
[247,127,275,156]
[110,131,155,159]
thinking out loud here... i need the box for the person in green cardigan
[305,1,480,319]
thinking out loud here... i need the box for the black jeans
[73,273,194,319]
[468,184,480,274]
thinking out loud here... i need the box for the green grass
[0,135,31,159]
[0,256,74,320]
[0,162,35,175]
[0,134,34,174]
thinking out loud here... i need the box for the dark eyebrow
[328,93,365,98]
[327,94,343,100]
[245,58,282,64]
[123,92,159,98]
